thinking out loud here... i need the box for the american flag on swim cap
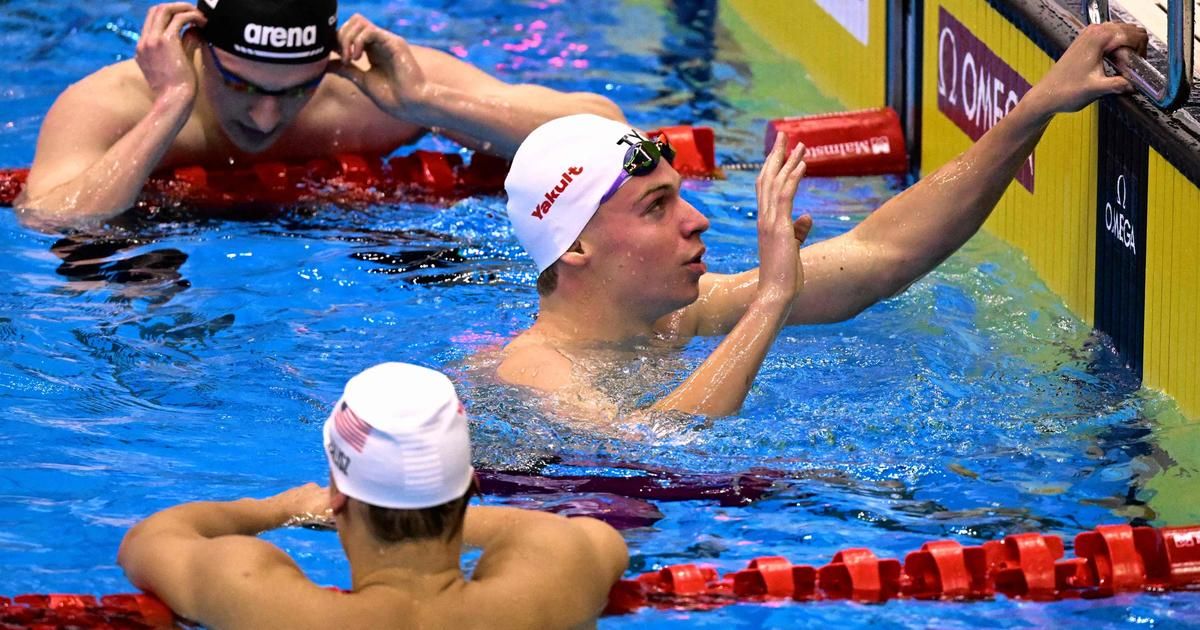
[322,362,474,509]
[334,401,372,452]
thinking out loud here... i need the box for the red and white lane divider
[0,108,909,212]
[3,523,1196,626]
[605,523,1200,614]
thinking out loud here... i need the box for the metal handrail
[1083,0,1194,110]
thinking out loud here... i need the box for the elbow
[116,523,144,575]
[574,92,625,123]
[573,516,629,580]
[12,194,71,234]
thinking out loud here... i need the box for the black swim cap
[198,0,338,65]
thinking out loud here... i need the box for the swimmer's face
[200,45,327,152]
[582,161,710,311]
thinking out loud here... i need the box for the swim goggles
[599,130,677,204]
[206,43,326,98]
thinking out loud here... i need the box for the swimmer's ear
[558,238,589,268]
[558,249,589,268]
[329,483,349,515]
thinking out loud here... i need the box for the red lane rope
[605,524,1200,614]
[5,523,1196,626]
[0,151,511,211]
[0,110,912,212]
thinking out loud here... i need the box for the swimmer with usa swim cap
[16,1,624,230]
[496,23,1149,424]
[119,363,627,629]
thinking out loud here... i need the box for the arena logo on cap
[530,166,584,220]
[243,23,319,48]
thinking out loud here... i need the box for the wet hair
[362,479,476,543]
[535,240,584,296]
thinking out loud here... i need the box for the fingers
[181,26,203,57]
[759,139,806,205]
[1105,24,1149,55]
[756,132,787,205]
[1087,22,1148,56]
[778,154,807,204]
[762,132,787,176]
[338,13,381,61]
[772,145,806,228]
[164,8,205,42]
[143,3,199,37]
[140,3,203,53]
[1102,74,1134,94]
[758,139,807,236]
[338,17,367,60]
[792,215,813,244]
[330,59,369,92]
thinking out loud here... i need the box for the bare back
[142,508,623,630]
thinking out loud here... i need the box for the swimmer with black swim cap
[199,0,338,66]
[16,0,625,229]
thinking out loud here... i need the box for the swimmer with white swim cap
[119,363,627,629]
[496,22,1148,422]
[16,0,624,230]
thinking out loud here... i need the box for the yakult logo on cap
[531,166,584,220]
[506,114,636,271]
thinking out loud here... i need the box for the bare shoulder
[452,513,625,629]
[189,536,346,628]
[496,332,574,392]
[51,60,152,127]
[28,61,151,170]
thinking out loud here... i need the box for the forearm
[654,295,791,416]
[406,84,623,156]
[17,93,192,228]
[129,498,289,542]
[854,90,1056,285]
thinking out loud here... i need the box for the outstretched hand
[1034,22,1148,114]
[332,13,429,118]
[755,133,812,305]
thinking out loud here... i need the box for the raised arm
[117,483,336,629]
[465,505,628,628]
[688,22,1148,332]
[332,13,625,157]
[653,138,810,416]
[15,3,204,230]
[500,138,810,419]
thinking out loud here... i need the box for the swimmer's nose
[247,96,282,133]
[682,200,710,236]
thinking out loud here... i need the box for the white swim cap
[505,114,643,272]
[323,363,474,509]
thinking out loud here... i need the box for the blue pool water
[2,1,1199,627]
